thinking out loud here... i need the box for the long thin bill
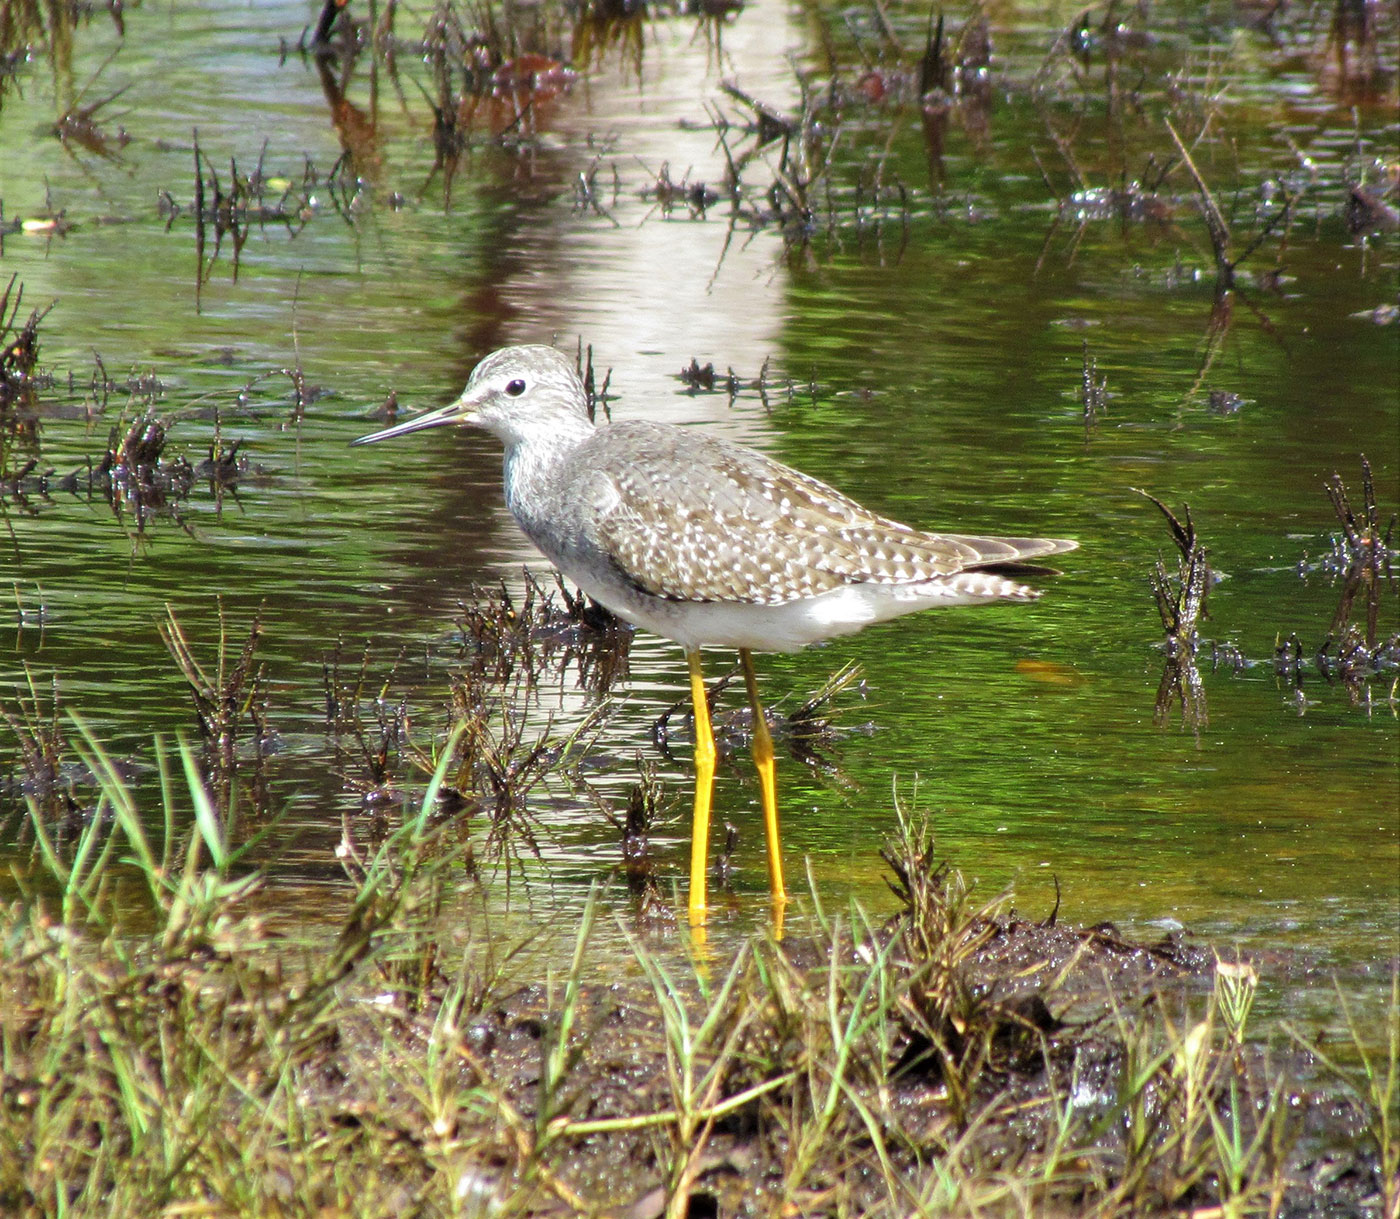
[352,400,469,445]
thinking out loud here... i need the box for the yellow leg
[740,648,787,908]
[687,649,716,921]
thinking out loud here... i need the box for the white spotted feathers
[357,344,1077,653]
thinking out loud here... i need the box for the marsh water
[0,2,1396,1025]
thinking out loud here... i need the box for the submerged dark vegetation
[1,0,1398,1214]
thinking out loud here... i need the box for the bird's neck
[500,412,594,535]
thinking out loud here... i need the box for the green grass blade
[180,734,227,871]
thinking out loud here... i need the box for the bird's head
[353,344,594,449]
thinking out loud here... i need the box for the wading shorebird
[355,345,1076,920]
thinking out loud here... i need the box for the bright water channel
[0,2,1396,1028]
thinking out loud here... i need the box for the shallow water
[1,2,1396,1024]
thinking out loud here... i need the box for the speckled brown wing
[579,422,1066,607]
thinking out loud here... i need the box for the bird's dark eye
[505,378,527,397]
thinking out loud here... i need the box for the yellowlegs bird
[354,345,1076,919]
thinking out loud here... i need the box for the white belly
[556,560,1029,653]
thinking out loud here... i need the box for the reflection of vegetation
[3,763,1394,1213]
[0,275,51,417]
[1139,490,1211,733]
[1137,471,1399,726]
[7,0,1391,315]
[0,2,63,102]
[1287,456,1400,707]
[0,0,47,61]
[1323,455,1397,639]
[1,389,251,537]
[0,0,127,113]
[50,59,130,165]
[164,134,353,305]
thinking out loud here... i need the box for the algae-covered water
[0,1,1396,1023]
